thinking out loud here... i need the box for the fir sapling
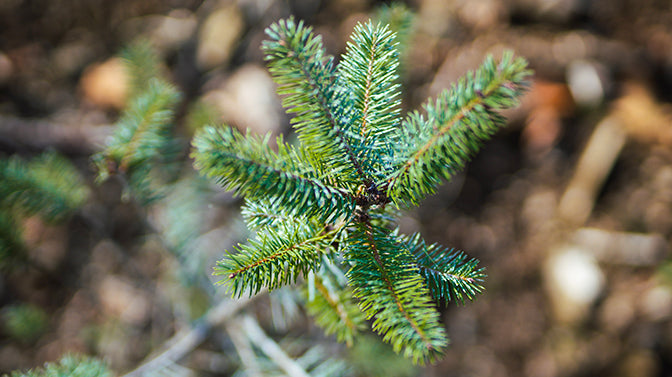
[191,17,532,364]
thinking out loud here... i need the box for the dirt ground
[2,1,672,376]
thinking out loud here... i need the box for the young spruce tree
[191,18,531,364]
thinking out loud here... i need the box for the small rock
[0,345,29,373]
[197,4,244,71]
[22,216,68,271]
[567,60,605,107]
[150,9,198,52]
[97,275,150,325]
[551,32,588,64]
[79,57,129,110]
[122,9,198,54]
[457,0,506,31]
[545,246,605,324]
[521,189,558,231]
[87,240,124,277]
[509,0,580,23]
[418,0,458,37]
[524,349,557,377]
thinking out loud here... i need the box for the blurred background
[2,0,672,376]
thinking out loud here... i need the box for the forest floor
[2,1,672,376]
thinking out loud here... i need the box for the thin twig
[224,318,263,377]
[239,314,312,377]
[122,294,261,377]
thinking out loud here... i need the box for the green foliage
[92,42,218,294]
[5,354,111,377]
[152,175,214,288]
[304,261,366,346]
[400,233,485,304]
[122,40,166,101]
[191,17,531,364]
[347,335,418,377]
[337,21,402,182]
[93,42,181,204]
[0,151,88,268]
[657,261,672,287]
[387,52,530,205]
[0,152,88,221]
[184,99,221,133]
[261,18,362,187]
[345,223,447,363]
[192,127,355,224]
[375,3,414,41]
[374,2,414,72]
[1,304,49,344]
[215,219,326,296]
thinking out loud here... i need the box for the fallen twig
[122,294,261,377]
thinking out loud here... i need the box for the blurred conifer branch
[5,354,112,377]
[0,151,88,269]
[92,41,181,204]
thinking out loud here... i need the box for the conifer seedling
[191,17,531,364]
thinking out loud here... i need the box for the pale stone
[98,275,150,325]
[567,60,604,107]
[545,246,605,323]
[197,4,244,71]
[79,57,129,110]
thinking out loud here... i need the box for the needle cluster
[192,17,531,363]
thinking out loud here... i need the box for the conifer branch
[190,17,531,365]
[375,3,414,53]
[8,354,112,377]
[401,233,485,304]
[305,270,365,346]
[0,152,89,221]
[262,17,366,186]
[92,42,183,205]
[0,152,88,271]
[345,222,447,364]
[94,78,180,179]
[338,21,402,181]
[122,40,165,101]
[242,199,319,234]
[192,125,355,223]
[387,52,531,204]
[214,221,338,297]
